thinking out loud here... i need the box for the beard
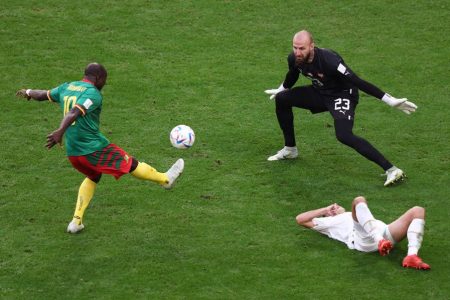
[295,52,311,65]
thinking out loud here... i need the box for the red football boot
[402,255,431,270]
[378,239,393,256]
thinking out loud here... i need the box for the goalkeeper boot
[267,146,298,161]
[383,166,405,186]
[378,239,393,256]
[67,220,85,234]
[162,158,185,189]
[402,255,430,270]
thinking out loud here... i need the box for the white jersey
[312,212,394,252]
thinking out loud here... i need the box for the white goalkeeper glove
[264,83,287,100]
[381,94,418,115]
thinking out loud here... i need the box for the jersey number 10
[63,96,77,125]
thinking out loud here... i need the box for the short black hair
[84,63,107,79]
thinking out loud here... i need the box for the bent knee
[274,90,292,104]
[411,206,425,218]
[352,196,367,206]
[89,174,102,183]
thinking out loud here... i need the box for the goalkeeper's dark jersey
[283,47,385,99]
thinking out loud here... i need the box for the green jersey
[49,80,110,156]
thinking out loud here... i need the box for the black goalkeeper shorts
[276,85,359,121]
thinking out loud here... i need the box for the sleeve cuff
[74,104,86,116]
[47,90,54,102]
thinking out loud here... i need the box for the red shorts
[68,144,133,180]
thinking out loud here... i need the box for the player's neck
[82,77,95,85]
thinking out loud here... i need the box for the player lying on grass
[16,62,184,234]
[296,196,430,270]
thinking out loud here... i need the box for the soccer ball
[170,125,195,149]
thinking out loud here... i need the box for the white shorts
[351,220,395,252]
[312,212,395,253]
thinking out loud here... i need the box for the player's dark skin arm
[16,89,50,101]
[46,107,82,149]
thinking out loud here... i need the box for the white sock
[355,202,383,243]
[407,219,425,256]
[284,146,297,151]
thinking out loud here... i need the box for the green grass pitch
[1,0,449,299]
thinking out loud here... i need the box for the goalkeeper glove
[381,94,417,115]
[264,83,287,100]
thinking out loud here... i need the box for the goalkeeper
[16,63,184,234]
[265,30,417,186]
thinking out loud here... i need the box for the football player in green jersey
[16,63,184,234]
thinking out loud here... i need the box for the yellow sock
[131,162,168,185]
[72,178,97,225]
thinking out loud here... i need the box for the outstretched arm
[339,71,417,114]
[296,204,344,228]
[16,89,50,101]
[345,73,385,99]
[46,107,82,149]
